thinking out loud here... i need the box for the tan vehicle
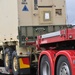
[0,0,66,75]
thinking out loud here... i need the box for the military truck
[0,0,66,75]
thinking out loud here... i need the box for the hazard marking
[22,5,29,11]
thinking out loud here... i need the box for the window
[45,13,50,20]
[43,11,51,21]
[34,0,38,10]
[56,9,62,15]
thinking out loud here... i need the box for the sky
[66,0,75,25]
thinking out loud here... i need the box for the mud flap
[18,56,30,75]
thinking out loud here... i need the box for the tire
[56,56,72,75]
[12,51,19,75]
[40,55,51,75]
[4,48,13,73]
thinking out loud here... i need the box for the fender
[38,50,57,75]
[55,50,75,75]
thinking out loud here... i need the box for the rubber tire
[4,48,13,73]
[56,56,72,75]
[12,51,19,75]
[40,55,51,75]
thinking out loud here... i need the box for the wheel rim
[60,62,70,75]
[42,61,50,75]
[5,54,9,67]
[13,57,18,72]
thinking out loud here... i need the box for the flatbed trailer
[36,26,75,75]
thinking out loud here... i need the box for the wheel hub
[60,62,70,75]
[13,57,18,72]
[5,54,9,67]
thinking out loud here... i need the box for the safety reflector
[19,58,30,69]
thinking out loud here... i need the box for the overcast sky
[66,0,75,25]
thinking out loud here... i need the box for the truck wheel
[40,55,51,75]
[12,51,19,75]
[4,48,13,73]
[56,56,71,75]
